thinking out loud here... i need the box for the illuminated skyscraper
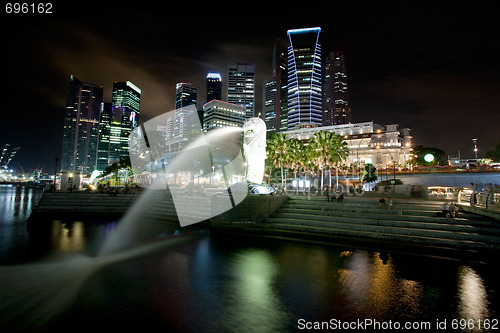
[323,51,351,125]
[227,63,255,119]
[286,27,322,129]
[263,38,288,132]
[112,81,141,128]
[206,72,222,103]
[174,83,198,138]
[97,81,141,170]
[175,82,198,109]
[202,99,246,132]
[61,75,103,174]
[263,78,277,131]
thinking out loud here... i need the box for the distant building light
[207,73,222,81]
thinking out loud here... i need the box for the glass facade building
[97,81,141,170]
[175,82,198,110]
[263,78,276,131]
[61,75,103,174]
[174,83,198,139]
[206,72,222,103]
[323,51,351,125]
[286,27,322,129]
[202,99,246,132]
[227,63,255,119]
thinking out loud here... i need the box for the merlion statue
[243,117,267,184]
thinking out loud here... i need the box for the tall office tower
[286,27,322,129]
[272,38,288,131]
[61,75,103,174]
[174,83,198,138]
[227,63,256,119]
[206,72,222,103]
[323,51,351,125]
[202,99,246,132]
[263,78,276,131]
[112,81,141,127]
[175,82,198,109]
[96,82,141,170]
[97,102,112,171]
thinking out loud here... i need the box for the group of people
[441,202,458,218]
[97,183,139,195]
[325,186,344,202]
[378,196,393,209]
[470,183,500,194]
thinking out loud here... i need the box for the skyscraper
[227,63,255,119]
[61,75,103,174]
[174,83,198,138]
[263,78,277,131]
[175,82,198,109]
[323,51,351,125]
[112,81,141,128]
[97,81,141,170]
[206,72,222,103]
[274,38,288,131]
[202,100,246,132]
[263,39,288,132]
[286,27,322,129]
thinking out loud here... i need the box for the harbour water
[1,184,499,332]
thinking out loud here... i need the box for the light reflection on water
[0,185,41,263]
[457,265,489,321]
[0,187,498,332]
[59,234,497,332]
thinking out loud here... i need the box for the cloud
[45,28,189,120]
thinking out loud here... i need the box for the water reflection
[226,249,289,332]
[0,185,41,263]
[457,265,489,321]
[50,221,87,254]
[0,184,498,332]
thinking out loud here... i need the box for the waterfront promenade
[29,189,500,260]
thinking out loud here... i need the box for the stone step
[265,216,500,246]
[256,221,495,250]
[277,206,497,228]
[271,211,500,237]
[285,199,444,211]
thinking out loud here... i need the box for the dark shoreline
[27,191,500,264]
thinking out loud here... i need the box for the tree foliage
[362,164,378,183]
[485,141,500,162]
[412,145,446,166]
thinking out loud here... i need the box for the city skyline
[2,3,500,172]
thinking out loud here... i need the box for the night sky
[2,3,500,173]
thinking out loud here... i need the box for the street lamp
[472,138,478,165]
[424,153,434,173]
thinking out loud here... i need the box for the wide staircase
[29,191,139,221]
[263,196,500,252]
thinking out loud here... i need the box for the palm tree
[309,131,334,193]
[298,143,314,190]
[266,132,290,189]
[288,138,305,192]
[328,134,349,190]
[308,131,349,193]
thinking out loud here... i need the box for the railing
[458,190,500,211]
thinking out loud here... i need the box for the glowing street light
[424,153,434,163]
[472,138,478,164]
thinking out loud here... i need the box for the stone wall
[211,194,288,223]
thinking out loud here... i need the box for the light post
[472,138,478,166]
[54,156,58,190]
[424,153,434,173]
